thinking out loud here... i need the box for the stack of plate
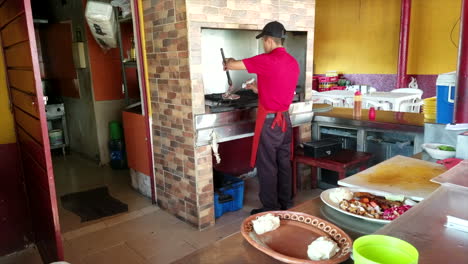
[423,97,436,123]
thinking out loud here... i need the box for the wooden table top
[173,197,384,264]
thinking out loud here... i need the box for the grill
[205,90,258,113]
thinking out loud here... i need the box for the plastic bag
[85,1,117,50]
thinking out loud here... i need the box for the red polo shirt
[243,47,299,111]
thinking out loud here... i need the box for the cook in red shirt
[224,21,300,215]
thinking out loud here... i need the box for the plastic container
[353,235,418,264]
[353,91,362,120]
[109,121,123,140]
[85,1,117,49]
[369,107,376,121]
[312,76,319,91]
[49,129,64,146]
[109,139,127,169]
[421,143,456,160]
[214,174,244,218]
[330,86,346,90]
[436,72,456,124]
[302,138,342,158]
[318,76,339,83]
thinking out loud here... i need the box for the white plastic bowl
[422,143,456,160]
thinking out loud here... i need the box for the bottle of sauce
[130,37,136,60]
[353,91,362,120]
[369,107,376,121]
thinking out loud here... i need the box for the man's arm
[224,58,247,71]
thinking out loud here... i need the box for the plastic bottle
[108,121,127,169]
[353,91,362,119]
[130,37,136,60]
[369,107,376,121]
[109,139,127,169]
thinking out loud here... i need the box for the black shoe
[250,208,269,215]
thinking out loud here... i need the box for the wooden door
[0,0,63,262]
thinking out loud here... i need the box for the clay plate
[241,211,352,264]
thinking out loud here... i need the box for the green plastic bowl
[353,235,419,264]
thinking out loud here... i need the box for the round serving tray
[241,211,352,264]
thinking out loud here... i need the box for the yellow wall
[0,48,16,144]
[314,0,461,75]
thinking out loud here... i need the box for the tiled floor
[0,247,42,264]
[1,172,322,264]
[53,153,153,233]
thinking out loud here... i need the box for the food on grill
[252,213,280,235]
[242,78,256,89]
[222,92,240,100]
[329,188,354,203]
[331,188,416,221]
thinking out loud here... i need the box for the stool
[292,149,372,195]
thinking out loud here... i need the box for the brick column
[143,0,315,229]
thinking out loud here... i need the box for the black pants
[256,114,293,210]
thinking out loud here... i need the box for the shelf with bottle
[122,37,136,67]
[118,15,132,23]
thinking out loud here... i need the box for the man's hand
[223,58,247,71]
[245,81,258,94]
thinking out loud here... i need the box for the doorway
[0,0,154,261]
[30,0,155,234]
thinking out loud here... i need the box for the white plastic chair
[391,88,423,112]
[363,99,391,110]
[346,85,360,92]
[323,98,345,107]
[312,90,346,107]
[399,98,424,112]
[390,88,423,98]
[346,85,377,94]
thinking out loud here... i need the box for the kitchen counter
[314,107,425,127]
[312,109,425,157]
[195,101,330,146]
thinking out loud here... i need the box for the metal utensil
[220,48,233,86]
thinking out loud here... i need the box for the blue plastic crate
[214,175,244,218]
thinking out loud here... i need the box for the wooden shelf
[123,60,137,68]
[118,16,132,23]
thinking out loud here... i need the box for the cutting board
[338,155,447,201]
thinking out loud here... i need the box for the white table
[312,91,354,106]
[313,90,354,98]
[363,92,421,111]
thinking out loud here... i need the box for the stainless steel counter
[312,115,424,154]
[313,115,424,134]
[195,101,316,146]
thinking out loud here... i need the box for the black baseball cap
[256,21,287,39]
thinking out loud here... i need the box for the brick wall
[143,0,315,229]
